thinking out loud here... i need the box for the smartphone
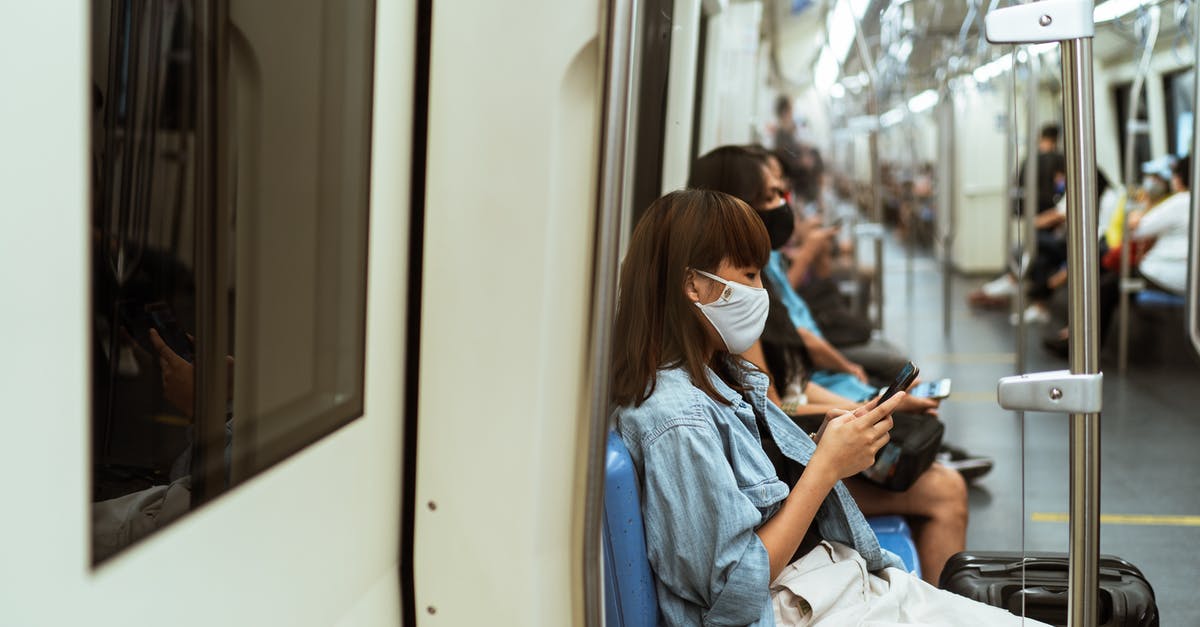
[144,302,194,362]
[878,361,919,405]
[911,378,952,400]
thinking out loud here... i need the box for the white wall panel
[950,84,1009,273]
[697,1,763,153]
[414,1,602,624]
[661,0,703,193]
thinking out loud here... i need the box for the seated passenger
[690,145,993,484]
[1045,155,1192,355]
[611,189,1045,625]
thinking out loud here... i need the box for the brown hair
[610,189,770,407]
[687,145,769,206]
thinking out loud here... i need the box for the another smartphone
[911,378,952,400]
[144,302,194,362]
[878,361,919,404]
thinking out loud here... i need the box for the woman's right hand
[809,392,906,481]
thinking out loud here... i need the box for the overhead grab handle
[985,0,1095,44]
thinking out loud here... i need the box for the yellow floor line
[920,352,1016,365]
[1032,512,1200,527]
[941,391,997,403]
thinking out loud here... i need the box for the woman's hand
[809,392,905,481]
[150,329,195,417]
[844,362,869,383]
[897,392,939,416]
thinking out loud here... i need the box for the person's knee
[924,463,969,523]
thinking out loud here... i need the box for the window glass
[90,0,375,563]
[1164,68,1194,158]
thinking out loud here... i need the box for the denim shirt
[616,363,902,627]
[764,251,820,335]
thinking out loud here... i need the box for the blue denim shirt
[616,363,902,626]
[765,251,820,335]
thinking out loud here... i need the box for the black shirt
[753,406,823,562]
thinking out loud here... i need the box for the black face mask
[759,203,795,250]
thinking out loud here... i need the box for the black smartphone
[911,378,951,400]
[878,361,919,404]
[144,302,194,362]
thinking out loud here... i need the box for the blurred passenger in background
[969,124,1067,310]
[1045,155,1192,356]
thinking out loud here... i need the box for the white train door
[0,1,415,624]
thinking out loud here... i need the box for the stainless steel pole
[1017,51,1040,375]
[1190,0,1200,360]
[853,14,885,332]
[1119,8,1160,374]
[1060,37,1101,627]
[938,84,955,337]
[585,1,638,625]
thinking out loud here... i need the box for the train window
[90,0,375,563]
[1113,82,1151,173]
[1163,68,1194,157]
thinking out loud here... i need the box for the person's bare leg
[845,463,968,584]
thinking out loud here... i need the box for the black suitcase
[939,551,1159,627]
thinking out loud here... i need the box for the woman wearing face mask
[611,189,1044,625]
[686,146,984,586]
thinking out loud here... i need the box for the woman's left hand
[897,393,939,416]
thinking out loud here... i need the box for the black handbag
[789,411,944,491]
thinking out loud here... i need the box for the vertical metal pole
[1060,37,1101,627]
[1017,51,1040,375]
[191,0,230,506]
[1003,62,1015,313]
[585,1,638,625]
[869,98,885,331]
[938,84,956,337]
[1189,0,1200,360]
[1119,8,1160,374]
[852,14,885,332]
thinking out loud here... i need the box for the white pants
[771,541,1052,626]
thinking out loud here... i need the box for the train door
[0,1,415,624]
[408,1,607,625]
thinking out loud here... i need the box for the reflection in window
[90,0,375,563]
[1113,81,1151,176]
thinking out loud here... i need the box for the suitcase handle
[1008,587,1114,623]
[980,560,1125,581]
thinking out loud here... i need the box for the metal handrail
[1016,50,1040,376]
[1190,0,1200,360]
[1118,6,1160,374]
[938,81,956,337]
[584,1,639,625]
[851,9,885,332]
[1060,36,1103,627]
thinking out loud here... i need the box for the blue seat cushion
[1136,290,1186,307]
[604,431,659,627]
[868,515,922,578]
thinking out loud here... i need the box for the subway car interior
[2,0,1199,625]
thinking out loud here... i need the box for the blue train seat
[867,515,922,578]
[604,431,659,627]
[603,431,921,626]
[1135,289,1186,308]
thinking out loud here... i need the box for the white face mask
[691,269,769,355]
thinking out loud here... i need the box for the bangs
[703,191,771,270]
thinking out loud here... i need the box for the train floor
[877,235,1200,623]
